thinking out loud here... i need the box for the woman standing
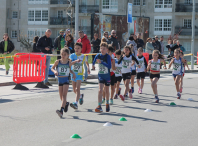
[145,38,154,60]
[32,36,40,52]
[101,32,110,44]
[0,33,15,75]
[65,33,74,54]
[126,36,137,56]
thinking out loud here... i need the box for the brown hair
[146,38,151,42]
[66,33,74,42]
[74,42,83,48]
[115,49,121,55]
[138,47,143,52]
[100,42,108,48]
[33,36,39,43]
[153,50,164,59]
[61,47,70,60]
[124,46,132,55]
[101,37,107,43]
[174,48,180,53]
[3,33,10,40]
[103,31,108,36]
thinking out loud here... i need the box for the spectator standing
[77,31,91,81]
[155,35,161,53]
[65,29,71,36]
[159,36,165,54]
[36,29,54,86]
[0,33,15,75]
[126,36,137,56]
[65,33,74,54]
[175,40,186,52]
[152,38,158,50]
[91,33,101,70]
[137,33,145,49]
[54,29,65,60]
[145,38,154,60]
[108,30,119,51]
[101,32,110,44]
[32,36,40,53]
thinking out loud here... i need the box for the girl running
[136,47,147,94]
[114,50,123,99]
[51,47,76,118]
[69,42,90,110]
[169,49,187,99]
[147,50,166,103]
[118,46,140,101]
[92,42,111,112]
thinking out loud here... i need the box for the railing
[50,0,75,5]
[50,17,75,25]
[175,3,198,12]
[175,26,198,36]
[79,26,91,35]
[79,5,99,13]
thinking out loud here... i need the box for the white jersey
[122,55,132,74]
[172,58,182,75]
[150,59,160,73]
[130,54,136,71]
[115,58,122,77]
[136,56,145,73]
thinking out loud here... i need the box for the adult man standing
[91,33,101,70]
[36,29,53,86]
[109,30,119,51]
[159,36,164,54]
[137,33,144,49]
[54,29,65,59]
[77,31,91,81]
[155,35,161,53]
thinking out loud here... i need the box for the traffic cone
[70,134,81,139]
[119,117,127,121]
[103,122,113,127]
[170,102,176,106]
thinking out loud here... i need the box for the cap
[59,29,65,32]
[152,38,155,40]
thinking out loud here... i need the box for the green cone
[70,134,81,139]
[170,102,176,106]
[119,117,127,121]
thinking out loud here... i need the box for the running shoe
[56,110,63,118]
[177,93,181,99]
[110,99,113,105]
[102,98,105,104]
[132,88,134,93]
[155,96,159,103]
[106,104,110,112]
[180,88,183,93]
[70,102,78,109]
[64,102,69,112]
[140,89,142,94]
[138,88,141,94]
[118,88,121,95]
[6,70,9,75]
[129,93,133,99]
[79,94,84,105]
[124,95,128,98]
[119,95,125,101]
[114,94,118,99]
[95,106,103,113]
[45,82,52,86]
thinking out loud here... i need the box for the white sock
[75,101,78,105]
[177,92,180,94]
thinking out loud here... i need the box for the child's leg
[75,80,81,103]
[102,86,106,99]
[179,76,183,90]
[175,75,181,92]
[124,79,130,95]
[141,78,144,89]
[116,82,120,94]
[59,86,63,101]
[131,75,135,88]
[110,85,115,99]
[137,79,140,87]
[98,83,105,104]
[61,84,69,107]
[72,81,77,94]
[151,78,159,95]
[105,85,110,102]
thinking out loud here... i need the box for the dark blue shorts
[172,73,182,78]
[98,78,111,86]
[58,77,70,86]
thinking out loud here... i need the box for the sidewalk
[0,64,198,86]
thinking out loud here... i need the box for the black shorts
[131,70,136,76]
[99,79,111,86]
[136,72,146,79]
[114,76,122,83]
[150,73,160,79]
[110,74,115,86]
[122,73,131,81]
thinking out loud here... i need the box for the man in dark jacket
[36,29,53,86]
[155,35,161,53]
[0,33,15,75]
[54,29,65,59]
[108,30,119,51]
[91,33,101,70]
[137,33,144,49]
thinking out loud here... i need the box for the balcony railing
[50,0,75,5]
[175,26,198,36]
[175,3,198,12]
[79,5,99,13]
[79,26,91,35]
[50,17,75,25]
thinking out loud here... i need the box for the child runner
[70,42,90,109]
[114,49,123,99]
[147,50,166,103]
[179,51,189,93]
[136,47,147,94]
[92,42,111,112]
[102,45,116,105]
[51,47,76,118]
[130,45,136,94]
[168,49,187,99]
[118,46,139,101]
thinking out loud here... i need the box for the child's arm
[161,59,167,69]
[168,58,174,69]
[51,60,59,76]
[86,61,90,74]
[118,55,124,64]
[182,58,190,70]
[111,59,116,70]
[147,60,151,72]
[69,60,76,79]
[101,55,111,69]
[92,54,98,69]
[144,57,147,72]
[70,59,80,66]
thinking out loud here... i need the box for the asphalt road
[0,73,198,146]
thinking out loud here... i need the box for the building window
[95,0,99,5]
[28,28,47,39]
[143,0,146,5]
[102,0,118,12]
[134,0,140,5]
[28,0,48,4]
[28,9,48,25]
[81,0,87,5]
[11,30,17,38]
[154,16,172,35]
[155,0,172,12]
[12,11,18,19]
[42,10,48,21]
[35,10,41,21]
[183,42,191,51]
[58,10,63,18]
[185,0,192,4]
[28,10,34,21]
[184,19,191,28]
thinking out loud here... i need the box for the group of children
[51,42,189,118]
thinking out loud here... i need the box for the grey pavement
[0,73,198,146]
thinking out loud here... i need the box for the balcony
[175,26,198,36]
[50,17,75,25]
[79,5,99,13]
[50,0,75,4]
[79,26,91,35]
[175,3,198,12]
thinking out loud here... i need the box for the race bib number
[73,63,82,73]
[151,63,160,71]
[98,64,108,74]
[122,60,131,69]
[173,63,181,71]
[138,61,144,68]
[115,67,122,74]
[58,65,70,76]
